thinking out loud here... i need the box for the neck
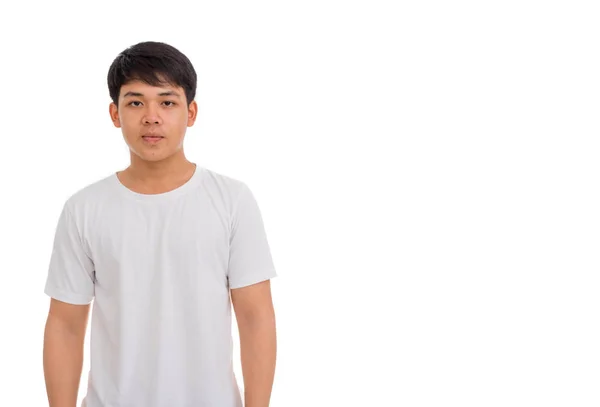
[126,150,193,183]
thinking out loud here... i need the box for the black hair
[107,41,197,107]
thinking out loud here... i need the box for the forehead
[120,80,183,98]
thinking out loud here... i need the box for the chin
[141,153,171,162]
[131,149,170,162]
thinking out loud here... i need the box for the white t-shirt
[44,165,277,407]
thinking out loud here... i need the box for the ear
[187,100,198,127]
[109,102,121,128]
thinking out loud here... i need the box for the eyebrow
[123,90,181,98]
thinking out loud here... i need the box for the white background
[0,0,598,406]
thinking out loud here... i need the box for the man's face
[109,80,197,163]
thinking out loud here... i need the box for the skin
[43,299,90,407]
[44,78,276,407]
[231,279,277,407]
[108,78,199,193]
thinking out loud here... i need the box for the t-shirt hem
[228,270,278,290]
[44,284,94,305]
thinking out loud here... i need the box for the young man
[43,41,277,407]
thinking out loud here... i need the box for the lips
[142,134,164,144]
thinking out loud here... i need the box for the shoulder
[198,166,249,204]
[62,172,116,217]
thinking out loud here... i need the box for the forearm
[43,317,85,407]
[238,314,277,407]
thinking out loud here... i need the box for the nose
[142,105,161,125]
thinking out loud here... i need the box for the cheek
[167,113,189,133]
[119,114,140,130]
[172,111,188,125]
[122,123,137,137]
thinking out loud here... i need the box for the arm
[231,279,277,407]
[43,298,90,407]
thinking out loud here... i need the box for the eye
[128,101,142,107]
[163,101,176,107]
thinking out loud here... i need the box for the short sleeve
[227,183,277,289]
[44,201,95,305]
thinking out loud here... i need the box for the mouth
[142,135,164,144]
